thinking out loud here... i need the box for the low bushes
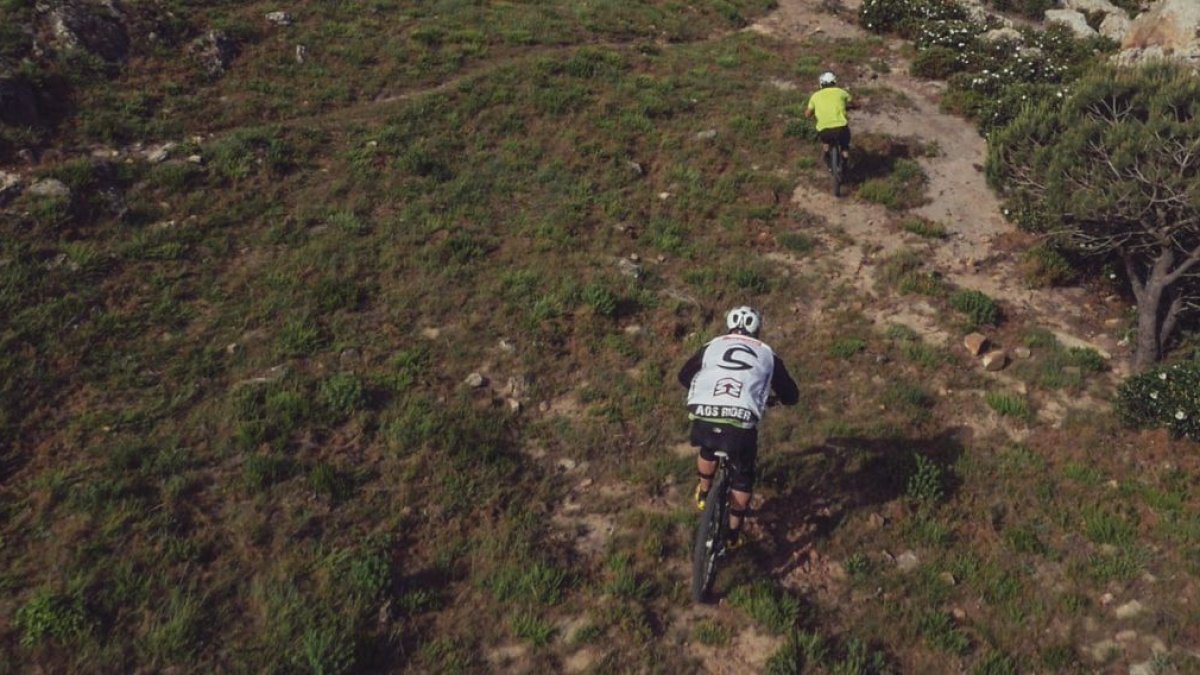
[1116,361,1200,441]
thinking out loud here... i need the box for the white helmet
[819,71,837,87]
[725,306,762,336]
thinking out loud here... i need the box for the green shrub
[900,217,947,239]
[778,231,815,253]
[1116,361,1200,440]
[986,391,1030,420]
[949,289,1000,328]
[830,337,867,359]
[733,267,770,294]
[320,373,366,423]
[919,611,970,655]
[911,45,966,79]
[728,581,801,634]
[1021,243,1075,287]
[906,453,944,508]
[14,588,90,646]
[583,282,619,317]
[859,0,968,37]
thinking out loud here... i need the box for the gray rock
[295,44,308,64]
[189,30,238,78]
[895,550,919,572]
[1117,0,1200,68]
[45,0,131,62]
[1045,9,1099,38]
[1100,12,1131,40]
[695,129,718,140]
[1062,0,1126,17]
[144,142,176,164]
[616,257,642,279]
[464,372,486,388]
[0,171,21,205]
[982,350,1008,371]
[964,332,989,356]
[1115,599,1144,619]
[28,178,70,199]
[265,11,294,26]
[982,27,1024,42]
[1013,346,1032,359]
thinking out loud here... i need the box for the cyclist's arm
[677,349,705,388]
[770,356,800,405]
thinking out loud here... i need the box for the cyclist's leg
[839,126,851,162]
[725,428,759,545]
[690,421,720,507]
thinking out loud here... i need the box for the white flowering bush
[859,0,968,38]
[1116,362,1200,441]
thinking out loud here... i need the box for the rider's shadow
[847,135,921,184]
[753,427,968,579]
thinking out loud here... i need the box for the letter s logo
[719,345,757,371]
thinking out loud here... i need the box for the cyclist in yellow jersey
[805,71,852,171]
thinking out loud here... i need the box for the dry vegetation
[2,0,1200,673]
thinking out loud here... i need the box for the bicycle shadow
[752,427,969,582]
[847,132,922,184]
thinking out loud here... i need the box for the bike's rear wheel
[691,471,730,603]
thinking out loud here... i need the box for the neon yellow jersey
[806,87,851,131]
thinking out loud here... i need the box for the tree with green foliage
[988,63,1200,371]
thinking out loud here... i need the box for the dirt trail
[752,0,1127,373]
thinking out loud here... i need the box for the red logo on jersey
[713,378,743,398]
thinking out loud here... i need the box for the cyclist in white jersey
[678,306,799,550]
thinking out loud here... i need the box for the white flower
[1150,392,1159,400]
[1176,411,1186,420]
[1160,372,1168,380]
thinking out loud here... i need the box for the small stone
[656,255,665,263]
[498,338,515,353]
[617,258,642,279]
[558,458,577,472]
[506,398,521,413]
[295,44,308,64]
[577,478,593,490]
[1100,592,1115,605]
[465,372,486,388]
[145,142,176,163]
[538,401,550,413]
[507,375,529,398]
[226,343,239,354]
[628,253,640,262]
[623,325,643,335]
[1013,346,1031,359]
[1115,600,1144,619]
[420,327,440,339]
[627,160,644,176]
[895,550,919,573]
[1129,662,1154,675]
[951,608,966,620]
[938,572,957,586]
[29,178,70,199]
[695,129,717,140]
[1115,629,1138,643]
[187,154,203,164]
[265,11,294,26]
[0,171,21,204]
[982,350,1008,371]
[867,513,886,529]
[964,332,989,356]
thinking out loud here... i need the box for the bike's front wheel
[691,471,729,603]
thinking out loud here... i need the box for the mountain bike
[692,449,734,603]
[825,146,845,197]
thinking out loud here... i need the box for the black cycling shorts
[818,125,851,150]
[690,420,758,493]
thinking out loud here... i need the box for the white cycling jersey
[685,334,776,426]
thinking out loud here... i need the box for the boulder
[1045,9,1099,38]
[0,171,21,205]
[44,0,131,62]
[188,30,238,78]
[28,178,70,199]
[1100,12,1132,41]
[982,27,1024,43]
[265,11,294,26]
[1062,0,1127,17]
[1118,0,1200,68]
[982,350,1008,371]
[964,332,989,356]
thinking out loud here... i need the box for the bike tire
[831,149,843,197]
[691,469,730,603]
